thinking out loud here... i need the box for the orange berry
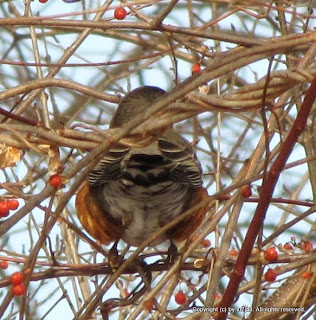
[215,293,222,300]
[229,249,239,257]
[10,272,24,285]
[264,247,278,262]
[201,239,211,248]
[0,260,8,269]
[175,291,187,305]
[264,269,277,282]
[283,242,293,250]
[7,199,19,210]
[143,298,154,311]
[192,63,201,74]
[48,174,63,187]
[302,271,312,279]
[114,7,127,20]
[241,185,252,198]
[12,283,26,296]
[301,241,313,252]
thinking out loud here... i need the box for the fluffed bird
[76,86,208,247]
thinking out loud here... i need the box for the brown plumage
[76,86,208,247]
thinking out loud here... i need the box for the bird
[75,86,208,247]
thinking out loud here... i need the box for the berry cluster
[0,261,27,296]
[191,234,211,248]
[0,199,19,218]
[10,272,26,296]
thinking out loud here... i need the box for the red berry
[192,63,201,74]
[175,291,187,305]
[264,269,277,282]
[0,260,8,269]
[39,0,48,3]
[264,247,278,262]
[10,272,24,285]
[229,249,239,257]
[0,210,10,218]
[49,174,63,187]
[143,298,154,311]
[283,242,293,250]
[114,7,127,20]
[215,293,222,300]
[241,185,252,198]
[301,241,313,252]
[12,283,26,296]
[0,201,9,217]
[201,239,211,248]
[7,199,19,210]
[302,271,312,279]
